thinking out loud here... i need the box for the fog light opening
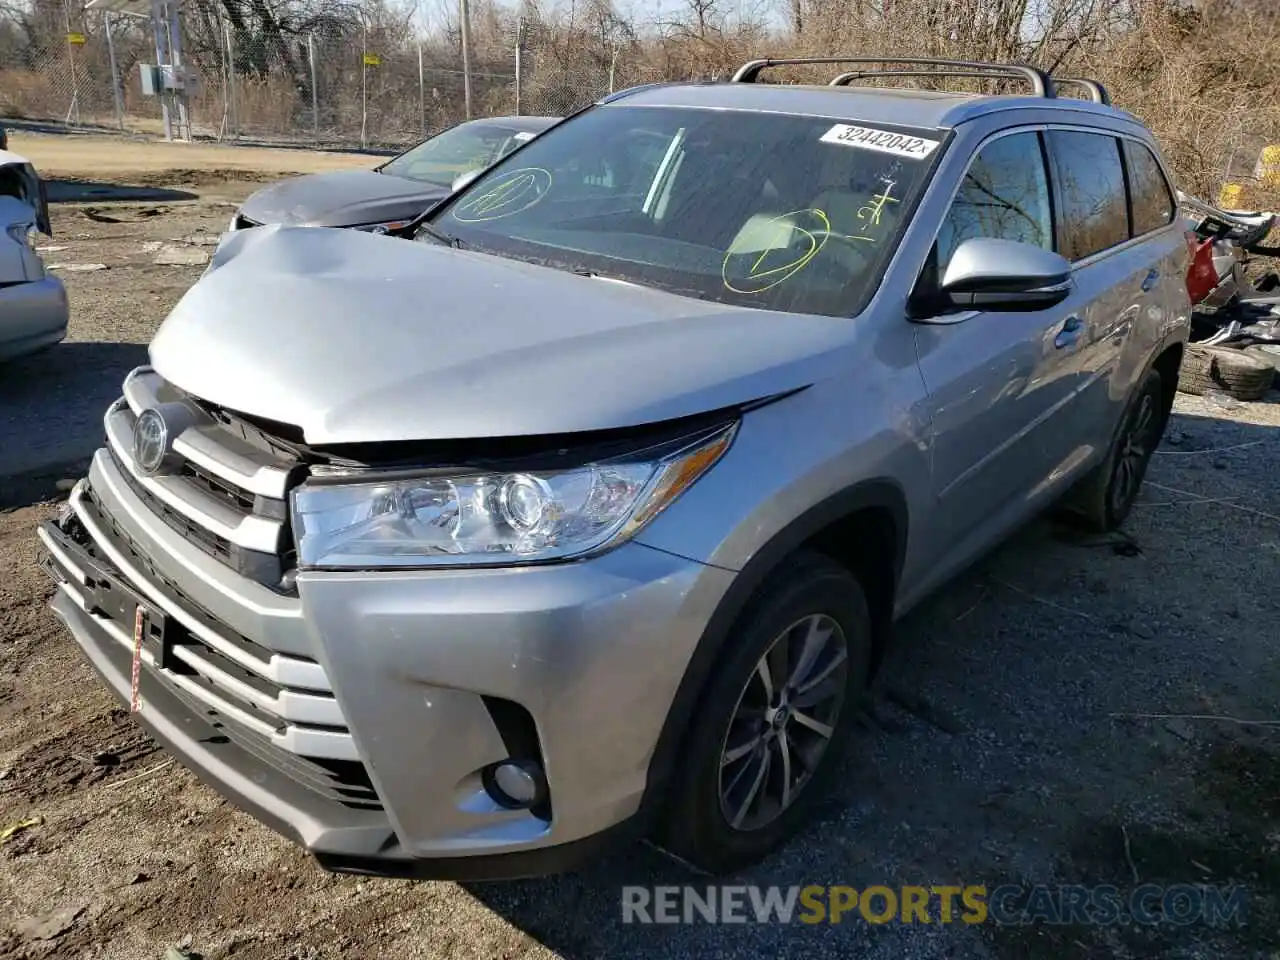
[484,759,547,811]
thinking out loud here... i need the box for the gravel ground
[1,131,1279,960]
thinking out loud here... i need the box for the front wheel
[656,551,873,875]
[1062,367,1166,532]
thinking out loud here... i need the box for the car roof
[601,82,1140,131]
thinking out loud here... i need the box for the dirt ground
[11,131,374,180]
[1,129,1279,960]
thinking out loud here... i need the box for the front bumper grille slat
[82,485,284,668]
[107,449,286,590]
[41,494,361,763]
[167,682,380,809]
[169,643,347,729]
[76,484,328,692]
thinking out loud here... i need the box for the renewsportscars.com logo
[620,884,1249,926]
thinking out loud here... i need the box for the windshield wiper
[415,221,465,248]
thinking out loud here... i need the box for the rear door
[1044,129,1181,467]
[913,128,1083,554]
[1037,128,1138,480]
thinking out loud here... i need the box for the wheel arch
[641,478,909,816]
[1151,340,1183,422]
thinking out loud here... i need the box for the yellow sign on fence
[66,32,86,45]
[363,53,381,67]
[1255,145,1280,188]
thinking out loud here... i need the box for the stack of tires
[1178,342,1279,401]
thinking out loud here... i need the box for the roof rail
[830,68,1037,89]
[597,81,679,104]
[1052,77,1110,105]
[732,56,1053,97]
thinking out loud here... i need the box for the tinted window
[1125,140,1176,235]
[380,122,523,187]
[936,131,1053,273]
[425,107,941,318]
[1050,131,1129,260]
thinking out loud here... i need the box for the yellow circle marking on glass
[722,209,832,295]
[452,167,553,222]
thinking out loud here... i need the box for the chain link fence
[0,3,650,150]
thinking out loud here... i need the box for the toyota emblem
[133,408,170,474]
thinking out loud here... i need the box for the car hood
[237,169,449,228]
[149,225,856,445]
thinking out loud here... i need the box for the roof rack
[829,68,1036,88]
[825,68,1110,105]
[1052,77,1110,105]
[732,57,1054,97]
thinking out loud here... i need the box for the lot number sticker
[820,124,940,160]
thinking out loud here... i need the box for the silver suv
[39,57,1190,879]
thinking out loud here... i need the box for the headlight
[228,213,239,232]
[292,422,737,569]
[351,220,409,234]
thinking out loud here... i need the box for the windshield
[381,122,532,187]
[422,105,943,318]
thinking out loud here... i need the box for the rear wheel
[1061,367,1166,532]
[657,551,873,874]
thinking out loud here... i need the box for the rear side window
[1125,141,1176,235]
[1048,131,1129,260]
[936,130,1054,273]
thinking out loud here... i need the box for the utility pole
[460,0,473,119]
[513,16,522,116]
[104,11,125,129]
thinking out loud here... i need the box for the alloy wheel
[1110,390,1159,515]
[717,613,849,832]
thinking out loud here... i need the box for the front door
[912,129,1084,560]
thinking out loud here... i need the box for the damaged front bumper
[39,450,728,879]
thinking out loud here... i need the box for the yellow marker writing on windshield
[722,208,831,295]
[452,167,553,222]
[856,177,898,230]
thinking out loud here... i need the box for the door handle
[1054,315,1084,349]
[1141,268,1160,292]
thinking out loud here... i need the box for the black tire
[1178,343,1275,401]
[656,551,873,875]
[1242,343,1280,380]
[1061,367,1166,533]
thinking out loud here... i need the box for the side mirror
[451,168,482,193]
[940,237,1073,310]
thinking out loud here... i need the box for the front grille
[182,460,256,513]
[55,484,379,809]
[108,447,286,589]
[82,484,281,670]
[104,369,301,594]
[234,214,261,230]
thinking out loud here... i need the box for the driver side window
[936,131,1054,275]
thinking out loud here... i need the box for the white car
[1,149,68,361]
